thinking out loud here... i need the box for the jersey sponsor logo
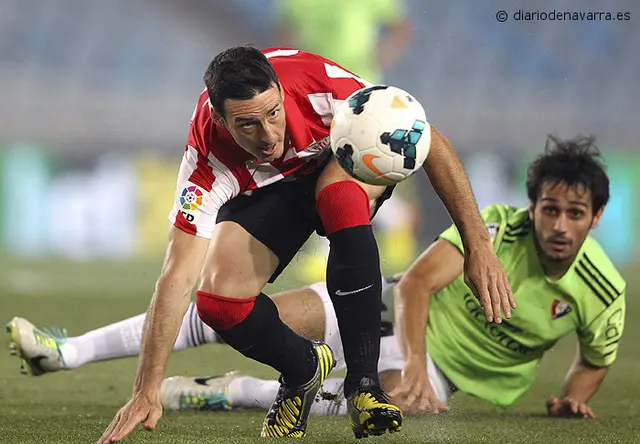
[180,186,203,211]
[463,293,547,355]
[551,299,572,319]
[603,307,624,359]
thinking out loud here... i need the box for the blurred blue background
[0,0,638,289]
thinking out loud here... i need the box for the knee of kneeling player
[195,291,256,331]
[198,269,267,299]
[316,181,372,235]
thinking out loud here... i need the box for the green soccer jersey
[426,204,626,407]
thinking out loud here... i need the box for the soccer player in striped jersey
[88,45,512,442]
[9,135,623,419]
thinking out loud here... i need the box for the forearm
[132,278,192,394]
[395,276,431,361]
[423,127,489,249]
[395,240,464,361]
[562,358,608,403]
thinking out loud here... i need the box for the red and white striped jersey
[169,47,371,238]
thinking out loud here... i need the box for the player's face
[529,180,603,265]
[216,83,287,162]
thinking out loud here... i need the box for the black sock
[217,294,317,386]
[326,225,382,395]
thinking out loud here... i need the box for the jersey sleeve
[167,95,240,239]
[577,293,626,366]
[437,204,512,253]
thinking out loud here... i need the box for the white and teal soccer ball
[330,85,431,186]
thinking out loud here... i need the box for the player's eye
[240,122,256,129]
[268,108,280,119]
[569,209,584,218]
[543,206,558,215]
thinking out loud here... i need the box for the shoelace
[41,326,68,344]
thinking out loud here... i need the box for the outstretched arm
[133,227,209,393]
[98,227,209,443]
[423,126,515,322]
[390,239,463,413]
[546,344,608,419]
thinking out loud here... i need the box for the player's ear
[590,206,605,229]
[528,202,535,220]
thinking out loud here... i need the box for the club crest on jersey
[485,223,499,243]
[551,299,572,320]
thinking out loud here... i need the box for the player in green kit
[392,134,625,417]
[8,135,625,419]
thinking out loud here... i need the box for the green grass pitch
[1,256,638,443]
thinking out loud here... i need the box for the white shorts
[309,282,456,405]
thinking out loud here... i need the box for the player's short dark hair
[526,135,609,214]
[203,45,279,117]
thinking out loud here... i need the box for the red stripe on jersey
[187,150,216,192]
[174,211,197,235]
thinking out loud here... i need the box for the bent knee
[198,271,266,298]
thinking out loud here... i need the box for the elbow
[396,274,430,306]
[155,269,197,301]
[395,274,414,303]
[398,268,439,298]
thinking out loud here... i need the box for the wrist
[459,223,492,247]
[462,236,492,254]
[132,387,160,403]
[133,376,162,396]
[405,351,427,364]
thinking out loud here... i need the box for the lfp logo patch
[180,186,203,211]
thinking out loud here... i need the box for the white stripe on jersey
[323,63,373,88]
[307,93,346,126]
[296,137,331,159]
[242,161,285,189]
[264,49,300,59]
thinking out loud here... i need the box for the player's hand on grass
[389,356,448,414]
[97,391,162,443]
[546,396,597,419]
[464,241,515,323]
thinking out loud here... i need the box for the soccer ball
[330,85,431,186]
